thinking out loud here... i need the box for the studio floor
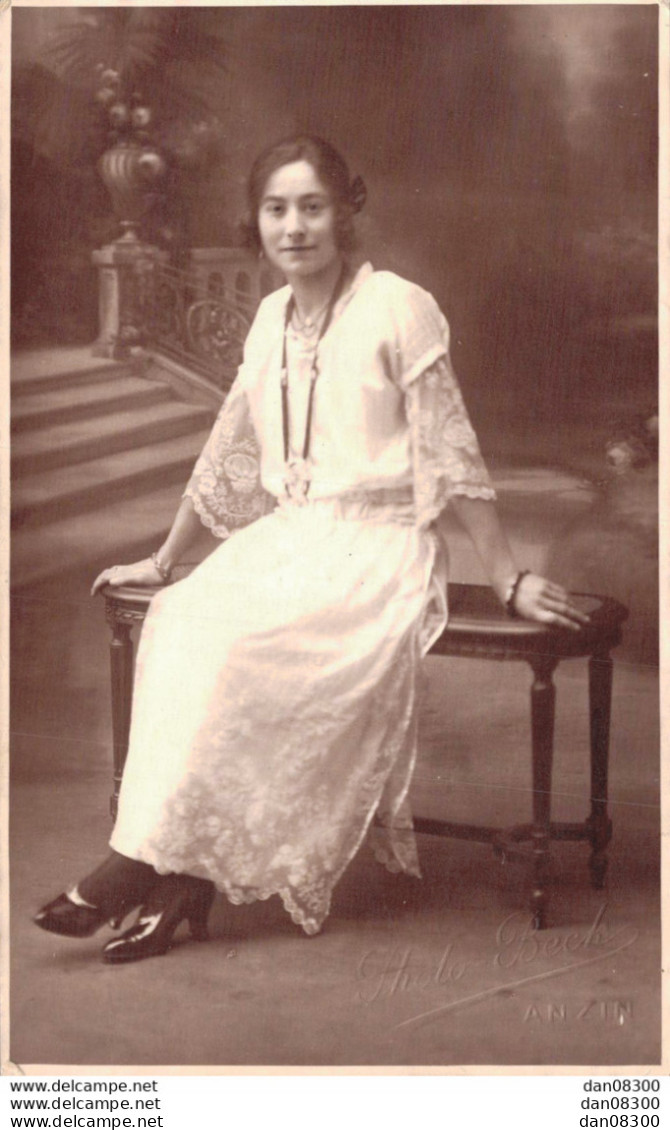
[9,462,661,1069]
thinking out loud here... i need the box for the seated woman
[35,136,587,963]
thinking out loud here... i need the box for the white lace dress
[110,263,496,935]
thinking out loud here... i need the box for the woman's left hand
[512,573,590,631]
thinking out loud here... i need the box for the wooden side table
[101,574,627,930]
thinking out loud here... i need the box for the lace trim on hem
[140,860,326,935]
[211,880,327,936]
[144,856,418,935]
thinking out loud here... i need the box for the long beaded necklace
[280,265,347,502]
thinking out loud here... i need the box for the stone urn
[97,140,167,243]
[93,142,168,357]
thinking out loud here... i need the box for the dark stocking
[77,851,157,910]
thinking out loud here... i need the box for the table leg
[587,650,614,889]
[108,614,135,821]
[529,654,558,929]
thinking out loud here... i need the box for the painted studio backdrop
[12,6,657,421]
[9,5,660,1068]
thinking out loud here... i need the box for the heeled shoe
[34,855,158,939]
[34,889,114,938]
[101,875,215,965]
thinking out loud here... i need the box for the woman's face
[258,159,341,282]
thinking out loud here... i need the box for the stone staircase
[11,348,216,589]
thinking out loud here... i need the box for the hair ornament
[349,174,367,214]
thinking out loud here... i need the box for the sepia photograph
[7,3,661,1070]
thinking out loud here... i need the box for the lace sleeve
[183,379,275,539]
[405,354,497,529]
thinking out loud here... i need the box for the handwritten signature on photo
[355,904,639,1030]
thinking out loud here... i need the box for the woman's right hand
[91,557,167,597]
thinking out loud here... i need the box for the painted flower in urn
[108,101,130,130]
[131,106,152,130]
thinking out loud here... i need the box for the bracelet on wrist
[151,552,173,584]
[504,570,530,618]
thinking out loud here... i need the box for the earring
[349,175,367,214]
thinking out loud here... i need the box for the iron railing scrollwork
[118,258,255,394]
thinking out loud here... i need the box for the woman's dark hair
[243,135,365,254]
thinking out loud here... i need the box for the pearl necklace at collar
[290,299,330,337]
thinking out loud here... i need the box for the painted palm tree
[34,8,230,242]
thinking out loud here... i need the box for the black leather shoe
[102,876,215,965]
[34,891,112,938]
[35,857,157,939]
